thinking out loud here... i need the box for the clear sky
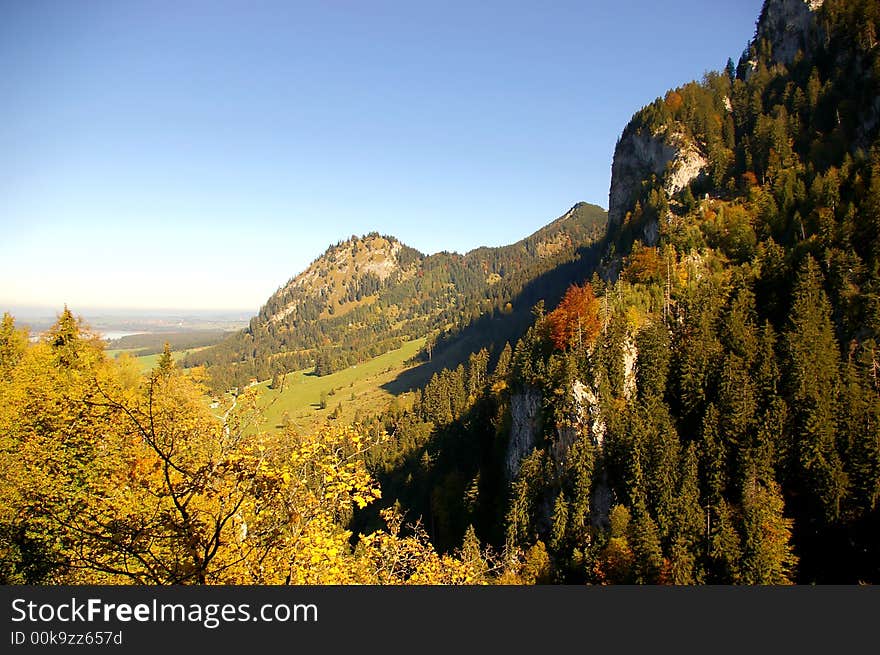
[1,0,765,312]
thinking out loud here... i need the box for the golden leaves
[0,323,482,585]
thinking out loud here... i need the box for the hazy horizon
[2,303,257,319]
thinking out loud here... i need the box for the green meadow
[107,347,197,372]
[106,338,430,433]
[254,337,426,433]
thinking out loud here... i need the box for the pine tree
[707,500,742,584]
[45,306,82,368]
[156,342,174,375]
[550,493,569,551]
[629,500,664,584]
[491,342,513,386]
[639,398,680,541]
[467,349,489,400]
[596,310,627,397]
[673,284,723,425]
[566,435,594,543]
[740,470,797,584]
[668,443,705,584]
[459,525,489,582]
[717,352,757,488]
[699,403,728,504]
[784,257,847,521]
[753,321,781,410]
[635,321,671,400]
[0,313,28,373]
[838,359,880,514]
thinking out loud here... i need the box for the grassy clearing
[107,347,200,373]
[107,338,429,433]
[254,337,426,433]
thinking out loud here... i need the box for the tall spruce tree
[740,469,798,585]
[784,257,848,522]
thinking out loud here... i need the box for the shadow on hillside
[380,343,471,396]
[381,237,607,396]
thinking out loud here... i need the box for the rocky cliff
[506,387,542,480]
[506,379,611,530]
[755,0,824,67]
[607,125,707,241]
[604,0,825,261]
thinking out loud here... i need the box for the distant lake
[101,331,148,341]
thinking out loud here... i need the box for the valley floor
[254,337,426,432]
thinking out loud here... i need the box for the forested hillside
[186,203,606,392]
[358,0,880,583]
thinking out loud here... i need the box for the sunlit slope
[254,337,426,432]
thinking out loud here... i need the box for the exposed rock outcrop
[506,378,613,529]
[575,379,605,449]
[607,125,707,249]
[507,378,609,482]
[506,387,542,480]
[549,380,602,468]
[755,0,824,67]
[605,0,826,265]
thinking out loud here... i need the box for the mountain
[187,202,607,391]
[361,0,880,584]
[504,0,880,582]
[604,0,878,273]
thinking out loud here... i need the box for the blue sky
[1,0,765,311]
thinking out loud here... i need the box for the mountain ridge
[188,202,607,391]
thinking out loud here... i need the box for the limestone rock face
[506,378,613,528]
[755,0,825,67]
[607,124,707,248]
[605,0,826,263]
[507,387,542,480]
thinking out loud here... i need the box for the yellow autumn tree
[0,309,492,586]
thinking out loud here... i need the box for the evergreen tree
[740,471,798,584]
[45,306,83,368]
[784,257,847,521]
[629,500,664,584]
[156,342,174,375]
[550,493,569,551]
[635,321,671,400]
[699,403,728,504]
[0,313,28,373]
[838,359,880,514]
[491,342,513,385]
[668,443,705,584]
[707,500,742,584]
[566,435,594,543]
[459,525,489,582]
[717,352,757,488]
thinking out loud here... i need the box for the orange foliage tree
[664,90,684,115]
[546,283,600,351]
[626,246,662,284]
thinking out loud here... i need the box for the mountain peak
[266,232,422,325]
